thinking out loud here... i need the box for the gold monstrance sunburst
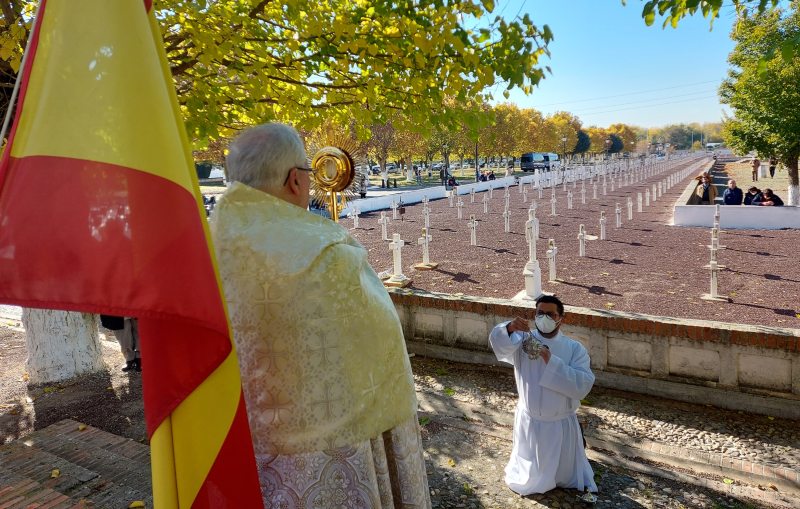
[306,129,365,222]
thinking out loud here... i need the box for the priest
[489,295,597,495]
[211,122,431,507]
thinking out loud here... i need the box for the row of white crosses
[379,151,706,288]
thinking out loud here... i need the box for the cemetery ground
[350,160,800,329]
[1,325,798,508]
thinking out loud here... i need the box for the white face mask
[535,314,560,334]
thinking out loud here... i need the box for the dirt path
[2,326,796,508]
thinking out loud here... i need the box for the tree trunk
[405,155,414,181]
[21,308,105,385]
[784,155,799,206]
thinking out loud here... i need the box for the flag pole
[0,2,41,146]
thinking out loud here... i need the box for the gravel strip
[411,357,800,475]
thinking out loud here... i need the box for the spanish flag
[0,1,262,507]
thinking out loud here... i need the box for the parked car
[520,152,559,172]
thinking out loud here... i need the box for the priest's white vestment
[489,324,597,495]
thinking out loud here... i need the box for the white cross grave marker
[379,211,390,241]
[599,211,607,240]
[469,215,478,246]
[414,228,438,270]
[385,233,411,287]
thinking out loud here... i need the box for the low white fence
[673,204,800,229]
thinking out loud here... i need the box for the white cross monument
[599,211,607,240]
[469,215,478,246]
[385,233,411,287]
[414,228,438,270]
[379,211,390,241]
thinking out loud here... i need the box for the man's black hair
[535,295,564,316]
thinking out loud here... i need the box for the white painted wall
[673,204,800,229]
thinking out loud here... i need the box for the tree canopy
[1,0,553,145]
[719,5,800,204]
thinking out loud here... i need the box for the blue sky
[492,0,737,129]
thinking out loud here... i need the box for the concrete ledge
[674,204,800,229]
[594,371,800,420]
[389,288,800,352]
[390,288,800,418]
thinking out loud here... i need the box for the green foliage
[573,129,591,154]
[608,134,624,153]
[633,1,796,67]
[157,0,553,143]
[635,0,779,29]
[719,5,800,200]
[0,0,553,146]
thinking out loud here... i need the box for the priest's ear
[283,167,311,208]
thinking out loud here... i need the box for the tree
[720,6,800,204]
[659,124,695,149]
[489,103,525,163]
[1,1,554,144]
[542,111,579,157]
[607,123,637,153]
[21,309,105,384]
[586,126,609,154]
[392,124,424,181]
[367,122,396,185]
[608,134,624,154]
[518,108,546,152]
[573,129,591,155]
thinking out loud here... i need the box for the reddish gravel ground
[349,159,800,330]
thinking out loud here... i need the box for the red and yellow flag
[0,1,262,507]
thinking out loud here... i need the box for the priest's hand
[540,345,551,364]
[506,317,530,336]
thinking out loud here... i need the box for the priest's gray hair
[225,123,308,191]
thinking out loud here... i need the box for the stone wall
[389,288,800,419]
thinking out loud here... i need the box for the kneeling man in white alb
[489,295,597,495]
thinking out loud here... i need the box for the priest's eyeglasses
[283,166,314,186]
